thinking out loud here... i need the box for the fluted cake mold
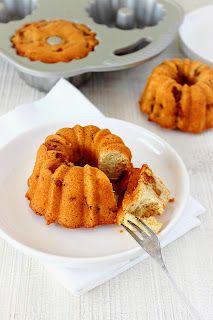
[0,0,183,91]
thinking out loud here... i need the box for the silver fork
[123,217,203,320]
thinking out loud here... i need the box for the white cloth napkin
[0,79,103,148]
[0,79,205,296]
[44,196,204,296]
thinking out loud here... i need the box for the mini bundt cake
[139,58,213,133]
[26,125,171,231]
[117,164,170,232]
[11,20,99,63]
[28,162,117,228]
[26,125,132,228]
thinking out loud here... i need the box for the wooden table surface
[0,1,213,319]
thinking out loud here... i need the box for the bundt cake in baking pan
[11,20,99,64]
[139,59,213,133]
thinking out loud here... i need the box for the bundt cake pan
[0,0,183,91]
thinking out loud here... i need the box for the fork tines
[122,216,162,259]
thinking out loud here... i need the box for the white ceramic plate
[0,117,189,267]
[179,5,213,65]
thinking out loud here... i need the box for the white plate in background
[179,5,213,65]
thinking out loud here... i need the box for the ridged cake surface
[45,125,132,180]
[140,59,213,133]
[26,125,132,228]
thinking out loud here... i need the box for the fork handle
[160,263,204,320]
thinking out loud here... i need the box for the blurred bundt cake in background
[139,58,213,133]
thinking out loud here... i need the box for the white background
[0,0,213,319]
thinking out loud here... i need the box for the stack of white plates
[179,5,213,65]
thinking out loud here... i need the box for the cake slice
[117,164,171,233]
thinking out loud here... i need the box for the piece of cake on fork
[117,164,171,233]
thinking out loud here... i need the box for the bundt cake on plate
[26,124,171,231]
[26,124,132,228]
[139,58,213,133]
[0,114,189,264]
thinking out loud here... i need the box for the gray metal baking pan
[0,0,183,91]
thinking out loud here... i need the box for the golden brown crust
[11,20,99,63]
[56,165,117,228]
[139,58,213,133]
[26,126,171,230]
[26,125,132,228]
[116,164,170,225]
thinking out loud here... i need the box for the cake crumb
[119,229,124,234]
